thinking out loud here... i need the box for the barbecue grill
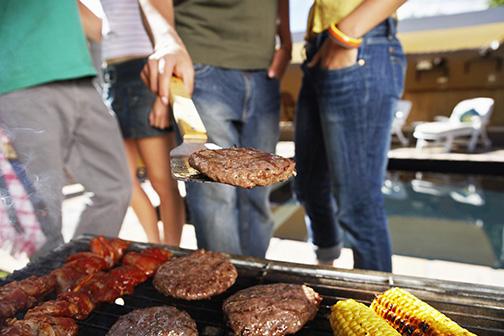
[3,235,504,335]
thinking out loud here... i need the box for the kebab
[0,236,129,326]
[1,247,172,336]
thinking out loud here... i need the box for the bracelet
[328,23,362,49]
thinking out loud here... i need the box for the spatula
[169,77,220,182]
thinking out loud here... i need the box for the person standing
[98,0,186,245]
[0,0,192,257]
[166,0,291,257]
[0,0,131,257]
[294,0,407,271]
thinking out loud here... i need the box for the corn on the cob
[330,299,402,335]
[371,287,476,336]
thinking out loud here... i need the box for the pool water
[383,172,504,268]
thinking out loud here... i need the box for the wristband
[328,23,362,49]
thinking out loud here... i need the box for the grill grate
[3,235,504,335]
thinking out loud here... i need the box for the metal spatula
[169,77,220,182]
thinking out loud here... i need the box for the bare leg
[137,133,184,246]
[124,139,161,243]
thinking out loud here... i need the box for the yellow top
[306,0,363,38]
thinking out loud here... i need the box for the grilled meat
[1,247,172,336]
[154,249,237,300]
[0,275,55,325]
[51,255,108,293]
[223,283,321,336]
[89,237,129,267]
[25,291,96,321]
[106,306,198,336]
[0,316,78,336]
[188,147,295,189]
[0,237,129,326]
[122,248,173,276]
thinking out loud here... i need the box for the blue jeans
[186,65,280,257]
[294,18,406,271]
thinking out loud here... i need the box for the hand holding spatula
[168,77,220,183]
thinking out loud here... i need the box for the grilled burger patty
[106,306,198,336]
[153,250,237,300]
[188,147,295,189]
[223,283,322,336]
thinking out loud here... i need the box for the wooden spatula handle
[169,77,191,99]
[169,77,208,142]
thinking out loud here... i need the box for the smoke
[0,126,57,257]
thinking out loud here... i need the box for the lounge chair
[391,100,412,146]
[413,97,494,152]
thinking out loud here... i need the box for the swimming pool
[383,171,504,268]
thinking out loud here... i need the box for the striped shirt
[101,0,153,61]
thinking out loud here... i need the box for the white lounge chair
[391,100,412,146]
[413,97,494,153]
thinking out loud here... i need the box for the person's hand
[149,96,170,129]
[268,44,292,79]
[308,38,358,70]
[141,42,194,105]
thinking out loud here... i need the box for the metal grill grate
[3,235,504,335]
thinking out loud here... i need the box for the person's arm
[137,0,194,104]
[267,0,292,79]
[78,0,102,43]
[308,0,406,70]
[339,0,406,39]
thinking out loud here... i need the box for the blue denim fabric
[294,18,406,271]
[186,65,280,257]
[103,58,173,139]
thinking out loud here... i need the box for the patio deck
[388,145,504,175]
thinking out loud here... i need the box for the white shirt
[100,0,153,61]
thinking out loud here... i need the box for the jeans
[186,65,280,257]
[294,18,406,271]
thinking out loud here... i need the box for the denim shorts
[103,58,174,139]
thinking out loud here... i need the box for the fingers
[141,65,150,87]
[180,65,194,96]
[147,58,159,94]
[149,98,169,129]
[270,48,291,79]
[156,102,168,129]
[307,51,321,68]
[268,50,279,78]
[158,58,174,106]
[149,109,155,126]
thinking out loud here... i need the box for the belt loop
[104,66,116,84]
[387,17,395,40]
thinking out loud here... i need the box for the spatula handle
[169,77,208,142]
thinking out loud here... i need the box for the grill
[3,235,504,335]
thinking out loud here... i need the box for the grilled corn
[330,299,401,335]
[371,287,476,336]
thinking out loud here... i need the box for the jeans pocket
[193,64,215,78]
[319,58,362,74]
[316,57,366,109]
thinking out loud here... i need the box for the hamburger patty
[223,283,322,336]
[188,147,295,189]
[153,250,237,300]
[106,306,198,336]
